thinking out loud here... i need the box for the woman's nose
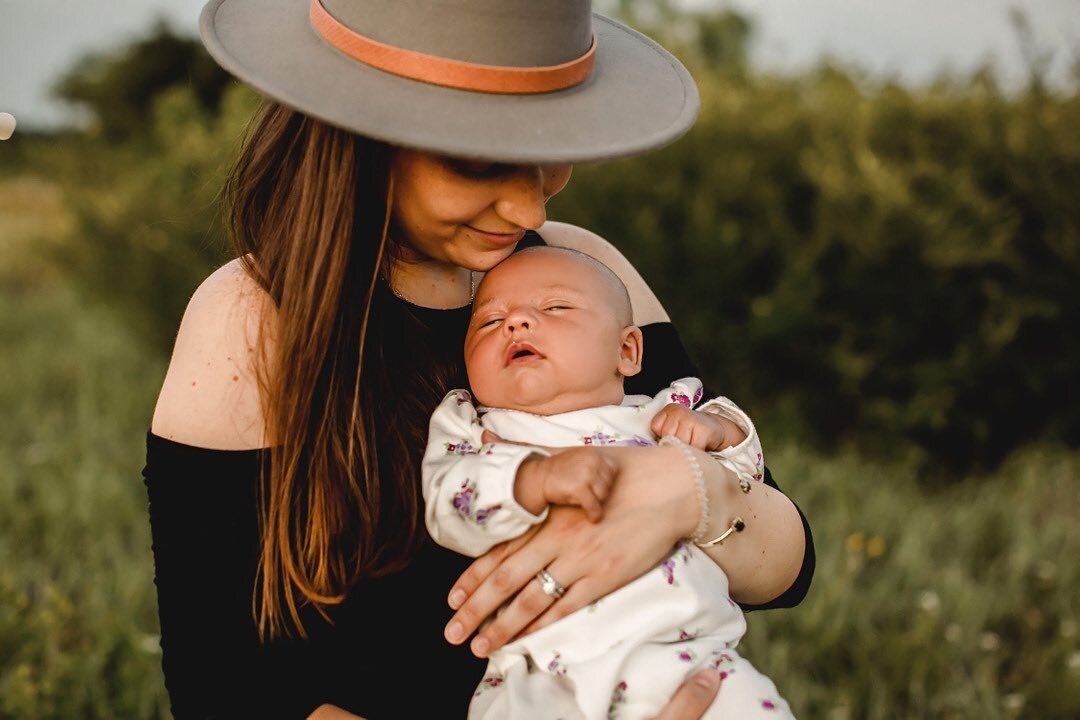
[494,167,545,230]
[494,165,565,230]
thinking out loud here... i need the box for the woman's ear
[617,326,644,378]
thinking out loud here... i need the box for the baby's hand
[515,448,617,522]
[651,404,747,452]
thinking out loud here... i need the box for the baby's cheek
[464,348,499,406]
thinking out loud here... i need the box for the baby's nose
[504,308,535,333]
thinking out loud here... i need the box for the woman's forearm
[693,450,805,604]
[618,445,805,605]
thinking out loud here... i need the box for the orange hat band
[309,0,597,95]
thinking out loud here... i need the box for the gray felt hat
[199,0,700,163]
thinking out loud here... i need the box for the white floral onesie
[421,378,795,720]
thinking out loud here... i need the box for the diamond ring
[535,569,567,599]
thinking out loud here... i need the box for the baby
[422,246,794,720]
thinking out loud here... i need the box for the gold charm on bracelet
[696,516,746,548]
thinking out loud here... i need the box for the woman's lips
[504,341,544,366]
[468,226,527,247]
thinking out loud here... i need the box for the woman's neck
[386,251,475,309]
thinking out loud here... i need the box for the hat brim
[199,0,699,163]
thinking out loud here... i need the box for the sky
[1,0,1078,130]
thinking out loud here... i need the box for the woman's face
[389,149,573,271]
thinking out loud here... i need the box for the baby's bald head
[478,246,633,327]
[465,245,643,414]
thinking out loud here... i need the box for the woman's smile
[466,225,528,248]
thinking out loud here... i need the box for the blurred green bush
[7,7,1078,474]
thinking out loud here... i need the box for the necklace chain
[388,269,476,304]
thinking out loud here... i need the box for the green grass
[0,178,170,718]
[1,177,1077,718]
[741,445,1080,719]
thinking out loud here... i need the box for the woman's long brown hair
[222,99,455,640]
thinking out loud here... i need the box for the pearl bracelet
[658,435,710,544]
[659,435,749,548]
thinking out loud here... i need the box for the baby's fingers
[650,407,675,437]
[653,408,690,443]
[579,488,604,522]
[591,477,612,503]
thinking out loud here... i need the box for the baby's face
[465,249,637,415]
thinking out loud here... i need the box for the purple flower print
[670,392,692,407]
[472,674,504,697]
[709,652,737,681]
[583,429,619,445]
[547,652,568,677]
[753,452,764,482]
[452,481,476,518]
[678,649,697,663]
[692,386,703,405]
[613,435,654,447]
[453,390,472,404]
[474,504,502,525]
[452,480,501,525]
[660,557,677,585]
[659,542,692,586]
[678,626,704,643]
[761,699,777,711]
[607,681,629,719]
[445,440,475,455]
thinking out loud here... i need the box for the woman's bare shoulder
[538,221,670,325]
[151,256,275,450]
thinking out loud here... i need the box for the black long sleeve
[144,432,485,719]
[143,435,326,718]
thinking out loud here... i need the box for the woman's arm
[442,442,802,656]
[148,262,328,717]
[677,444,806,605]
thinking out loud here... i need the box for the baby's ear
[617,326,643,378]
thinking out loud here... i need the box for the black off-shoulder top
[144,234,814,719]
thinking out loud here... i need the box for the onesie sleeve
[696,395,766,490]
[422,390,551,557]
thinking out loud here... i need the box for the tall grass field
[1,176,1077,718]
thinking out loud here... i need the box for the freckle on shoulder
[151,258,272,449]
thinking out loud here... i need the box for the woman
[144,1,814,718]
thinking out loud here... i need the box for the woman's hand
[652,670,723,720]
[445,440,806,653]
[444,445,697,657]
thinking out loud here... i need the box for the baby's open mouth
[505,342,544,366]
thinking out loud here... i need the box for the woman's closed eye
[446,159,515,180]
